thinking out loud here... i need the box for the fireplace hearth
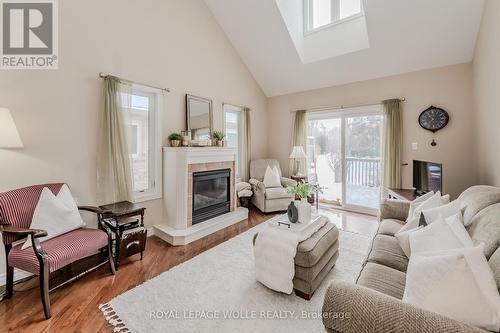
[192,169,231,225]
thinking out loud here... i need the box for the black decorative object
[287,201,299,223]
[419,106,449,146]
[419,106,449,132]
[418,212,428,227]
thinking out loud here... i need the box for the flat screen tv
[413,160,442,194]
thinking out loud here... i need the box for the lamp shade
[289,146,307,159]
[0,108,23,148]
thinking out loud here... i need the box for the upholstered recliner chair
[249,159,297,213]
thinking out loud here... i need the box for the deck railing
[345,157,381,187]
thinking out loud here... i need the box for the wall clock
[418,105,449,146]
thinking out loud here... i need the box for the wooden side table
[99,201,147,268]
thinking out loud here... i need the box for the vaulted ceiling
[204,0,484,97]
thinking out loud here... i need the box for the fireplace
[192,168,231,225]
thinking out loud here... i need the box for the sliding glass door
[307,117,343,206]
[307,105,383,214]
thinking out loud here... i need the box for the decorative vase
[170,140,181,147]
[287,201,298,223]
[217,140,224,147]
[296,198,311,223]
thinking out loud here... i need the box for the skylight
[276,0,369,64]
[305,0,362,33]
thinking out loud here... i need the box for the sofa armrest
[280,177,297,188]
[379,199,410,221]
[249,178,265,193]
[322,281,484,333]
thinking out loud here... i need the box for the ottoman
[253,219,339,300]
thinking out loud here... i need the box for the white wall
[472,0,500,186]
[267,63,476,199]
[0,0,268,276]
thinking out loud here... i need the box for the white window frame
[124,84,163,203]
[303,0,364,35]
[129,121,142,159]
[223,104,244,179]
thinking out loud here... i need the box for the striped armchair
[0,183,115,319]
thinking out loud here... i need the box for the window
[120,84,163,202]
[224,104,243,178]
[304,0,362,33]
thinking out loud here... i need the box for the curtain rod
[99,72,170,93]
[289,97,406,113]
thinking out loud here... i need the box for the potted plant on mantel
[168,133,182,147]
[286,183,313,223]
[212,131,225,147]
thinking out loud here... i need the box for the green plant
[286,183,313,199]
[212,131,225,141]
[168,133,182,141]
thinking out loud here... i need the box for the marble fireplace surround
[154,147,248,246]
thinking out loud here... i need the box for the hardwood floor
[0,207,377,333]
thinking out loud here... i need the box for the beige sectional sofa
[322,185,500,333]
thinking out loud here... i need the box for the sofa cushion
[469,202,500,259]
[357,262,406,299]
[367,234,408,272]
[377,219,404,236]
[265,187,292,200]
[8,228,108,274]
[458,185,500,226]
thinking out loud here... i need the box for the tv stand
[387,188,418,201]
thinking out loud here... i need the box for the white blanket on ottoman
[254,215,328,294]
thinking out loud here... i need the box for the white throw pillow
[403,244,500,331]
[398,216,421,234]
[263,165,281,188]
[395,224,423,257]
[407,191,434,219]
[421,199,461,225]
[412,191,449,218]
[22,185,84,249]
[409,214,473,256]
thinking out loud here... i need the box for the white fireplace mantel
[153,147,248,246]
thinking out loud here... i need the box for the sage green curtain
[241,107,252,182]
[289,110,307,176]
[383,99,403,189]
[97,76,134,204]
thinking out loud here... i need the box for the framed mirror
[186,94,213,141]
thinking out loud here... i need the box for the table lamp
[289,146,307,176]
[0,108,24,148]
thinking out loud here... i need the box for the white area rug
[100,215,374,333]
